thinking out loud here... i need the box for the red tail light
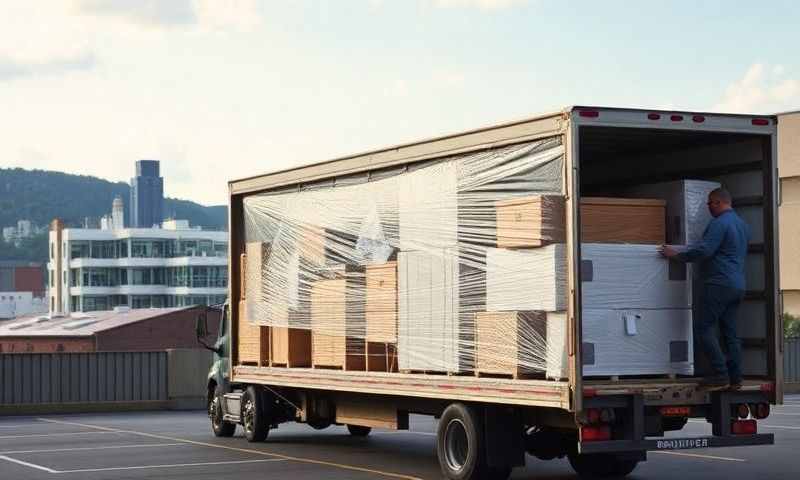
[579,110,599,118]
[581,425,611,442]
[731,419,757,435]
[670,115,684,121]
[586,408,601,424]
[752,118,770,126]
[660,406,691,417]
[692,115,705,123]
[647,113,661,120]
[583,388,598,398]
[760,383,775,393]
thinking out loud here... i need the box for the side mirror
[195,313,208,339]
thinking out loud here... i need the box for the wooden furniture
[580,197,665,244]
[475,310,547,378]
[495,195,566,248]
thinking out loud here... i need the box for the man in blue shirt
[660,188,750,390]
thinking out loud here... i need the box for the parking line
[55,458,287,474]
[0,455,59,473]
[0,431,121,439]
[0,443,188,455]
[38,418,424,480]
[651,451,745,462]
[375,431,437,437]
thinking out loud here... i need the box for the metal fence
[786,338,800,383]
[0,352,168,405]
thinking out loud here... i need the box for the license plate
[655,438,710,450]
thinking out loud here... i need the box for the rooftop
[0,307,196,337]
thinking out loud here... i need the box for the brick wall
[0,338,95,353]
[14,267,45,298]
[95,307,221,352]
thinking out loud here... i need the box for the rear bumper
[579,433,774,454]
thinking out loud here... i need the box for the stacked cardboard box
[495,195,566,248]
[474,311,546,377]
[580,197,666,244]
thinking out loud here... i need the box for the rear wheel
[436,403,511,480]
[568,452,640,478]
[242,386,269,442]
[347,425,372,437]
[209,385,235,437]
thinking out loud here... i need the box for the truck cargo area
[577,123,778,394]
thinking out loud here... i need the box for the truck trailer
[199,106,781,479]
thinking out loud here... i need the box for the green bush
[784,313,800,339]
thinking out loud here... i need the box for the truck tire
[210,385,235,438]
[436,403,508,480]
[242,386,269,442]
[347,425,372,437]
[568,452,639,478]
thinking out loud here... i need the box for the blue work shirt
[677,209,750,290]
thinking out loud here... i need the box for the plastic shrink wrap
[240,135,711,379]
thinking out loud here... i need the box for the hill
[0,168,227,231]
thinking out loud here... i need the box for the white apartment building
[48,219,228,314]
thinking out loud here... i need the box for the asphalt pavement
[1,396,799,479]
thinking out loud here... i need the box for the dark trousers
[696,284,744,383]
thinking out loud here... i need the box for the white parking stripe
[0,455,59,473]
[54,458,287,474]
[0,443,187,455]
[651,451,745,462]
[0,431,121,439]
[374,431,437,437]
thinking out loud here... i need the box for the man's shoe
[698,375,730,391]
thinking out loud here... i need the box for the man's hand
[659,244,679,258]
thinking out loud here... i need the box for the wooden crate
[244,242,271,300]
[270,326,311,367]
[237,300,270,366]
[475,311,546,378]
[366,342,398,372]
[580,197,665,244]
[310,276,366,370]
[495,195,566,248]
[365,261,398,343]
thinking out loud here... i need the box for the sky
[1,0,799,206]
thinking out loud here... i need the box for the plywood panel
[495,195,566,248]
[310,274,366,370]
[779,112,800,178]
[237,300,261,365]
[475,311,546,377]
[271,326,311,367]
[365,261,398,343]
[580,197,665,244]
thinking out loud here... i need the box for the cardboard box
[581,244,691,309]
[495,195,566,248]
[310,273,366,370]
[365,261,398,343]
[475,311,546,377]
[582,308,694,377]
[581,197,666,244]
[486,245,567,312]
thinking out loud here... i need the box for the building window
[49,270,54,287]
[50,243,54,259]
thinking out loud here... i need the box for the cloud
[74,0,262,31]
[0,52,96,81]
[713,63,800,114]
[428,0,530,9]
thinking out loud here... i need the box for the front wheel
[209,386,235,437]
[568,452,639,478]
[242,386,269,442]
[347,424,372,437]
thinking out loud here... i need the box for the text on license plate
[656,438,710,450]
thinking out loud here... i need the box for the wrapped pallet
[475,311,546,378]
[310,267,366,370]
[485,245,567,312]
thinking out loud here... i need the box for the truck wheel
[436,403,508,480]
[347,425,372,437]
[242,386,269,442]
[209,386,235,437]
[568,453,639,478]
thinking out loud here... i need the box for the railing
[0,351,168,405]
[786,338,800,384]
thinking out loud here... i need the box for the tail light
[731,419,757,435]
[750,403,770,420]
[752,118,770,126]
[583,408,615,425]
[670,115,684,121]
[735,403,750,419]
[579,110,600,118]
[580,425,611,442]
[692,115,706,123]
[661,406,691,417]
[647,113,661,120]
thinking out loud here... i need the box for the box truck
[197,106,781,479]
